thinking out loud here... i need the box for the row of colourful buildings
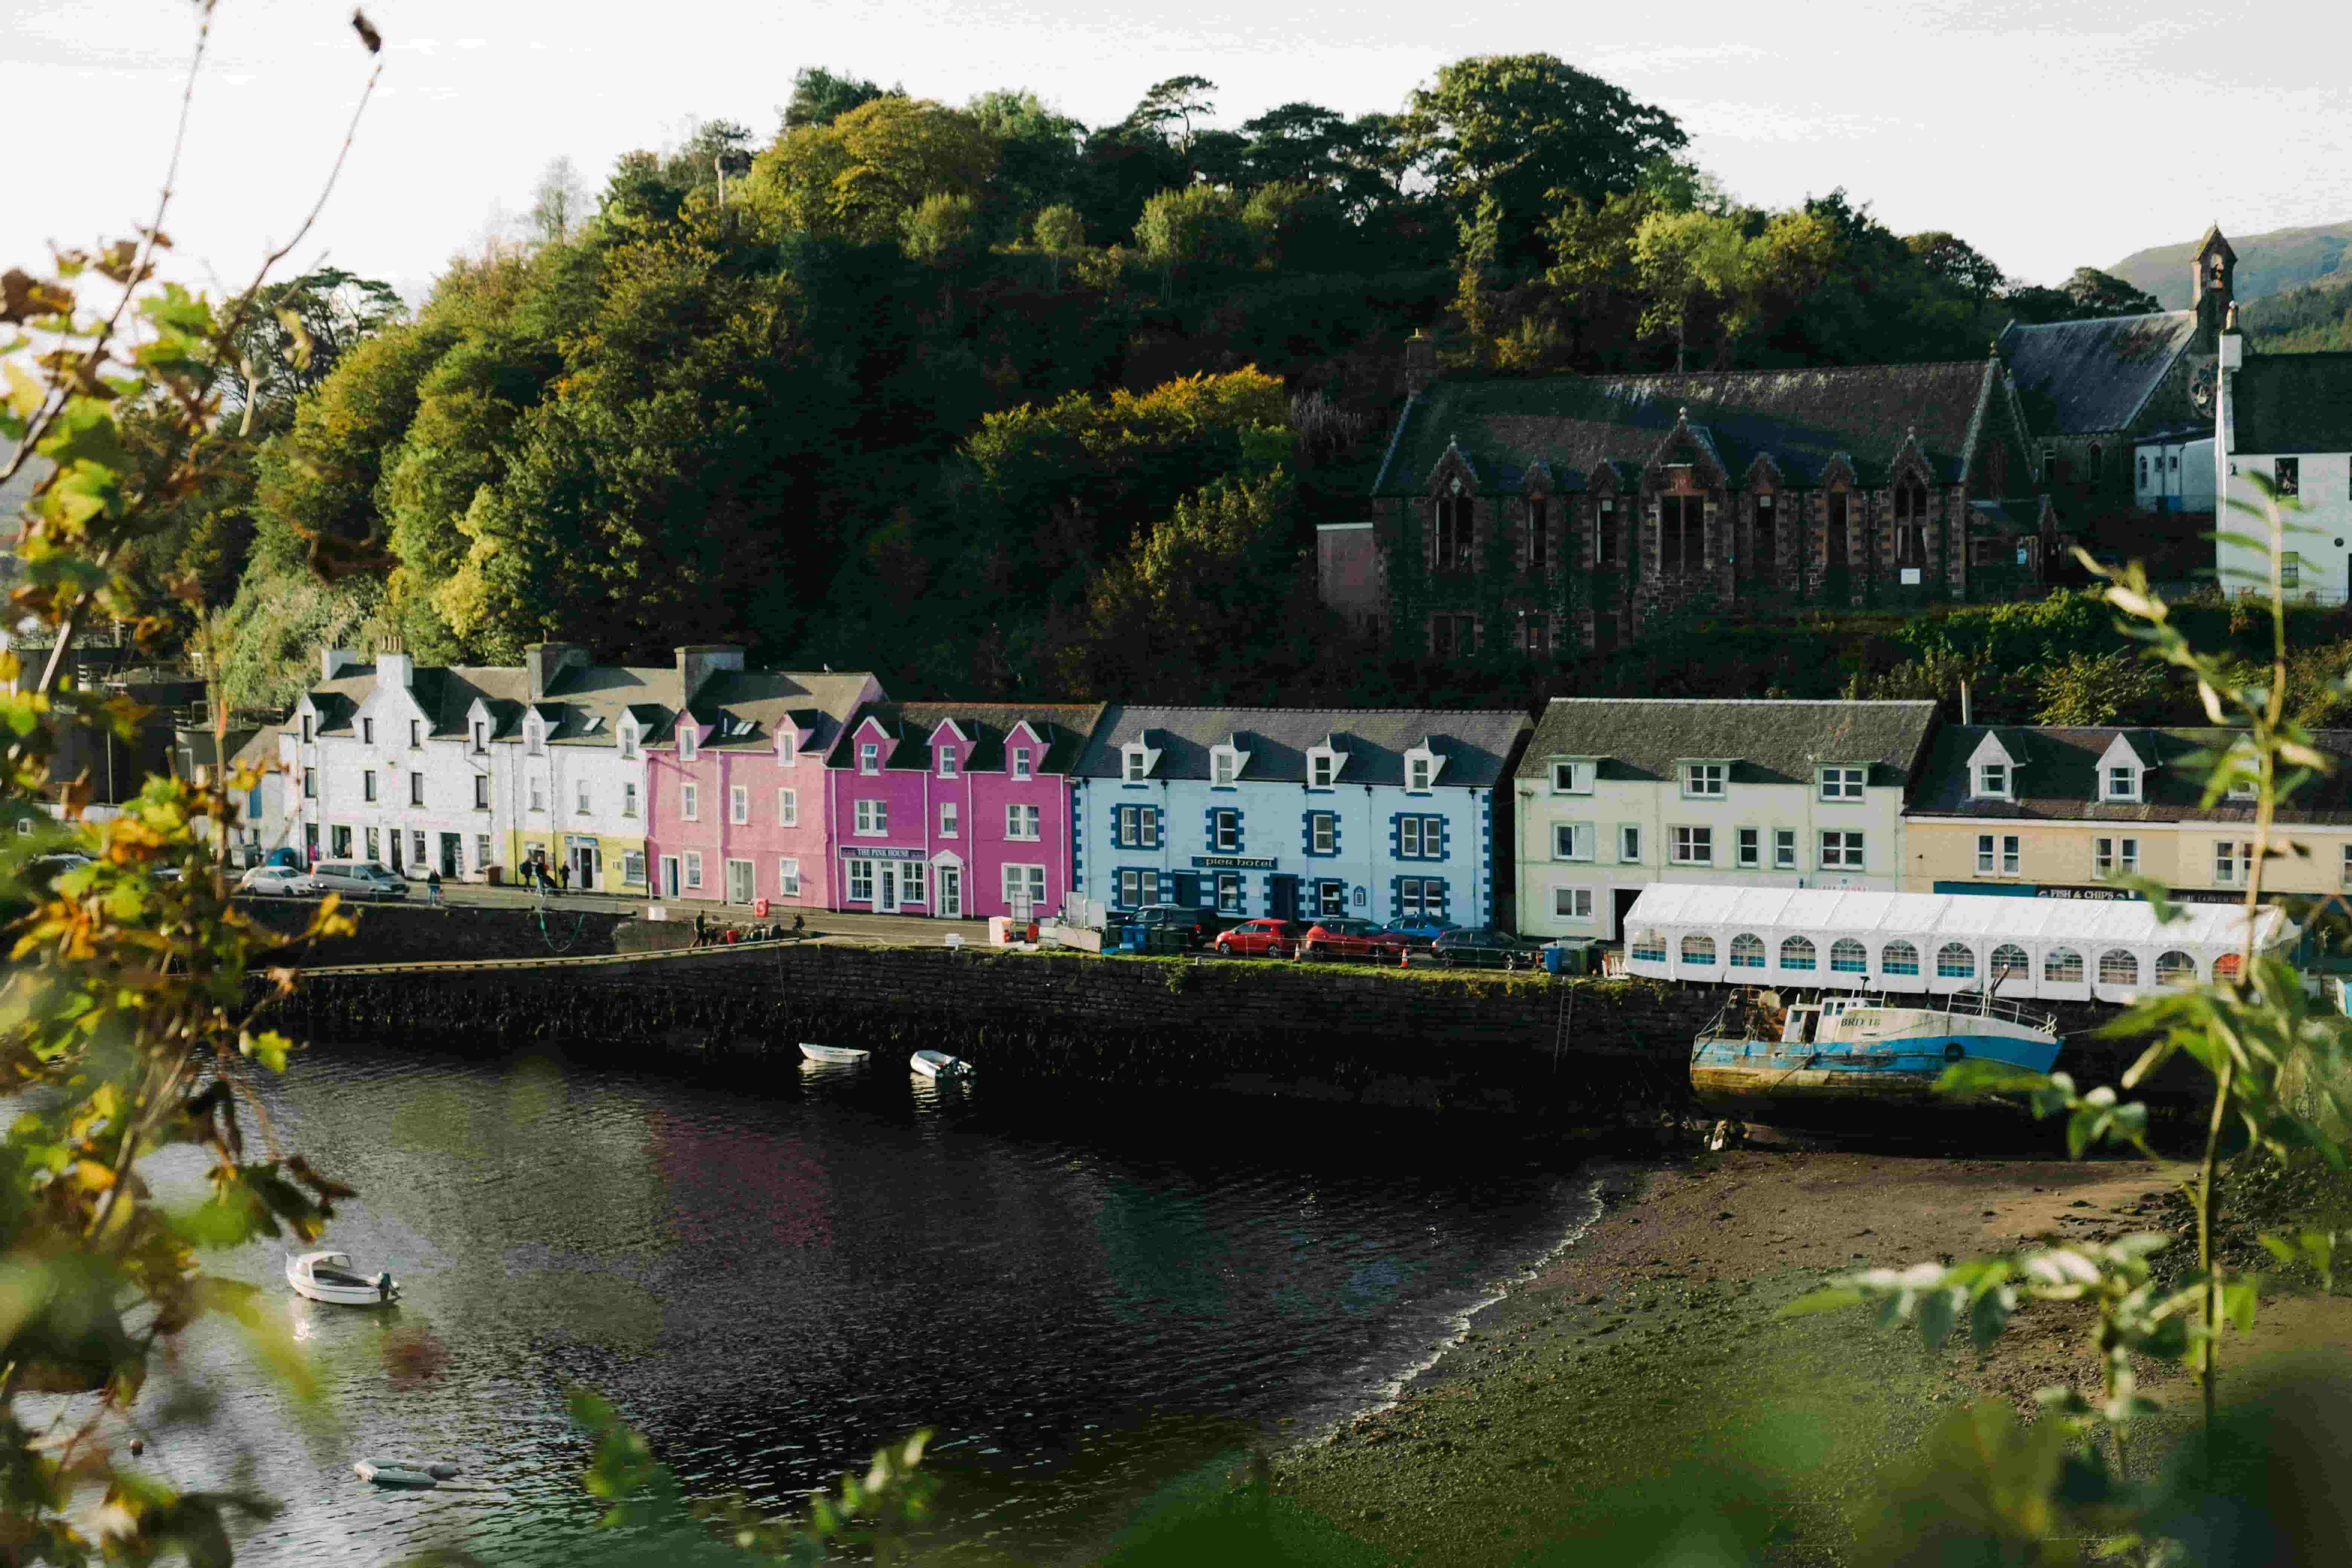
[251,645,2352,933]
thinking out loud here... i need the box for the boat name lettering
[1191,855,1277,870]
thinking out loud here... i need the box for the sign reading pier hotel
[1192,855,1277,870]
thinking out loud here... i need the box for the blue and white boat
[1691,987,2061,1124]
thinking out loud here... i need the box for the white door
[726,859,755,905]
[938,865,961,919]
[878,862,900,913]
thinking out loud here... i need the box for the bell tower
[2192,224,2236,351]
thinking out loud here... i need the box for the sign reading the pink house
[824,702,1105,921]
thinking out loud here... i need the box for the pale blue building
[1071,706,1533,929]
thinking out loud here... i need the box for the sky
[6,0,2350,308]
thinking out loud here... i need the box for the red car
[1296,917,1412,963]
[1214,918,1305,958]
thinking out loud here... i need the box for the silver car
[304,861,409,900]
[236,864,313,897]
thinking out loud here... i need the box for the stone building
[1362,352,2054,657]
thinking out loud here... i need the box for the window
[1737,827,1759,868]
[1892,478,1928,570]
[2099,949,2139,986]
[1936,943,1975,979]
[1430,612,1477,658]
[1554,887,1594,920]
[409,720,421,749]
[677,727,697,763]
[2002,835,2021,876]
[940,800,959,836]
[1003,864,1047,918]
[2093,836,2138,877]
[1819,767,1864,801]
[1523,616,1549,655]
[1434,493,1473,570]
[1773,828,1795,870]
[859,741,879,775]
[778,788,798,827]
[730,786,748,824]
[1116,868,1150,908]
[2275,456,2300,497]
[619,727,636,759]
[1752,493,1776,574]
[1212,809,1241,852]
[1116,804,1158,848]
[1977,833,2020,876]
[1408,757,1434,792]
[1400,815,1442,859]
[300,714,314,743]
[1311,753,1336,788]
[1882,941,1920,976]
[576,780,591,815]
[1974,763,2009,798]
[845,858,870,902]
[471,721,486,752]
[475,834,491,871]
[679,782,696,821]
[1211,750,1238,786]
[1819,831,1864,870]
[466,775,484,811]
[1680,934,1717,965]
[1659,493,1704,573]
[1549,761,1588,793]
[1629,929,1667,963]
[1595,497,1618,565]
[362,718,375,745]
[1989,943,2030,981]
[2283,553,2302,588]
[2229,773,2258,801]
[1527,498,1548,572]
[2138,453,2149,487]
[1780,935,1816,971]
[938,746,958,778]
[2105,766,2138,801]
[622,782,639,819]
[527,722,544,757]
[1671,825,1713,865]
[1830,939,1867,974]
[303,767,316,799]
[902,860,928,905]
[1399,878,1446,918]
[2214,841,2251,885]
[365,826,380,862]
[363,770,377,803]
[1552,823,1588,861]
[1730,933,1766,968]
[1006,804,1041,840]
[329,825,351,857]
[1621,825,1643,863]
[1976,835,1996,875]
[2044,948,2084,984]
[1124,749,1148,782]
[2343,842,2352,888]
[1012,747,1033,781]
[409,772,424,807]
[1311,813,1337,854]
[1684,763,1725,797]
[2155,950,2197,986]
[411,830,425,864]
[854,799,888,836]
[1217,873,1246,914]
[778,857,802,895]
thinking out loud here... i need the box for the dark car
[1427,927,1546,969]
[1128,904,1236,950]
[1297,917,1412,963]
[1214,917,1305,959]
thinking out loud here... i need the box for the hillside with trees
[2107,218,2352,311]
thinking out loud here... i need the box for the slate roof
[1517,699,1941,790]
[1073,706,1532,788]
[889,702,1106,773]
[1997,311,2202,436]
[1370,363,1997,498]
[665,670,877,753]
[2231,352,2352,455]
[1910,725,2352,825]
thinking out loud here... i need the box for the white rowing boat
[910,1049,974,1080]
[799,1043,870,1064]
[354,1460,458,1488]
[288,1250,400,1306]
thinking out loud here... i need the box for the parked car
[304,861,408,900]
[1127,904,1242,950]
[1380,917,1456,947]
[1297,917,1412,963]
[1214,917,1305,959]
[238,863,313,897]
[1427,927,1546,969]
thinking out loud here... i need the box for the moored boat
[287,1250,400,1306]
[1691,986,2062,1127]
[910,1049,974,1080]
[799,1043,870,1065]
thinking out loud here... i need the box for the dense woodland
[2245,271,2352,351]
[135,55,2240,717]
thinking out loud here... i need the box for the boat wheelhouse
[1622,884,2293,1004]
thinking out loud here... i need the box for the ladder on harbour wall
[1551,981,1574,1073]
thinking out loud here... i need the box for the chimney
[1403,329,1438,398]
[376,648,413,688]
[675,644,746,701]
[524,642,588,702]
[320,646,358,681]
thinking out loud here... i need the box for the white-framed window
[1819,830,1865,870]
[1553,886,1594,920]
[678,727,697,763]
[778,856,802,895]
[473,775,490,810]
[409,772,424,807]
[1216,872,1245,914]
[529,778,547,813]
[765,728,792,767]
[1671,825,1713,865]
[362,717,375,745]
[939,745,958,778]
[730,785,749,824]
[1552,822,1589,861]
[622,782,639,819]
[680,782,699,821]
[1975,762,2010,798]
[1550,760,1589,793]
[619,726,637,759]
[1408,757,1433,792]
[409,719,421,749]
[1212,809,1241,852]
[620,850,644,886]
[1620,825,1643,863]
[1773,828,1795,869]
[1818,766,1864,801]
[365,826,380,862]
[1116,804,1155,848]
[778,787,798,826]
[1211,749,1239,786]
[684,850,704,890]
[2093,836,2138,877]
[1310,752,1336,787]
[2214,841,2251,885]
[855,799,888,836]
[1116,868,1149,908]
[1737,827,1759,868]
[304,767,318,799]
[1400,815,1442,859]
[859,741,880,775]
[471,720,487,752]
[1124,749,1148,782]
[2341,843,2352,888]
[2105,766,2139,801]
[1311,813,1337,854]
[1976,833,1996,875]
[1006,803,1041,840]
[527,720,544,756]
[411,831,426,863]
[2002,834,2020,876]
[1003,863,1046,917]
[1012,747,1033,781]
[847,858,873,902]
[1683,763,1725,798]
[575,780,590,815]
[362,770,377,802]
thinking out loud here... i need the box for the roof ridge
[1544,697,1936,707]
[1102,706,1532,714]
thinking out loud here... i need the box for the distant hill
[2243,271,2352,352]
[2107,220,2352,311]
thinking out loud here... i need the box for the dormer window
[470,720,486,752]
[2228,777,2257,801]
[779,730,798,764]
[1211,747,1241,786]
[1306,741,1347,789]
[619,725,637,758]
[1121,737,1161,782]
[939,746,958,779]
[1125,750,1146,782]
[2093,734,2147,804]
[2105,766,2138,801]
[526,720,544,756]
[679,726,698,763]
[1550,760,1591,794]
[300,713,314,743]
[1818,766,1864,802]
[361,717,375,746]
[1684,763,1726,798]
[1975,762,2009,798]
[859,741,880,775]
[1404,743,1444,793]
[1011,747,1032,781]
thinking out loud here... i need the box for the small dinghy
[354,1460,459,1488]
[288,1250,400,1306]
[799,1042,870,1065]
[910,1049,974,1080]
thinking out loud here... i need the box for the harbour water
[129,1038,1597,1563]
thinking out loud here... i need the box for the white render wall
[505,738,651,889]
[2219,450,2352,605]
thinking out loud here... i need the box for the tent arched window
[1630,929,1667,963]
[1830,939,1868,973]
[1881,940,1920,975]
[2155,950,2197,986]
[2215,952,2242,981]
[2044,948,2084,983]
[1730,933,1766,969]
[1935,943,1975,978]
[1989,943,2030,982]
[1681,934,1717,965]
[1780,935,1817,971]
[2098,949,2139,986]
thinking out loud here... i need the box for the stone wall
[240,897,637,966]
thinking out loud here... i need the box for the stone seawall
[240,897,636,966]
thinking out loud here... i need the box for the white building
[2131,428,2214,514]
[2214,321,2352,603]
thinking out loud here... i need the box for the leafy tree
[1125,74,1217,157]
[1906,230,2005,304]
[1241,181,1355,272]
[1134,184,1253,275]
[752,96,998,244]
[528,155,588,243]
[967,88,1085,238]
[2061,265,2162,317]
[1071,122,1188,245]
[2031,647,2170,724]
[900,191,982,263]
[1240,101,1348,191]
[782,65,892,128]
[1034,202,1086,286]
[1633,207,1759,370]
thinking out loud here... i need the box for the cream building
[1513,699,1940,942]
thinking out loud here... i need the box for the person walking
[426,867,443,908]
[556,861,571,893]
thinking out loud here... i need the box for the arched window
[1681,934,1717,965]
[1630,929,1667,963]
[1936,943,1975,978]
[1433,492,1474,570]
[1830,939,1868,973]
[1780,935,1817,971]
[1989,944,2030,982]
[2214,952,2243,982]
[2098,950,2139,986]
[1730,933,1766,968]
[1882,941,1920,975]
[2155,950,2197,986]
[2044,948,2084,983]
[1893,478,1928,569]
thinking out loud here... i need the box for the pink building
[644,669,882,908]
[825,702,1104,920]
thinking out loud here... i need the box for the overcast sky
[8,0,2349,307]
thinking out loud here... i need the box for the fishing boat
[910,1049,974,1080]
[286,1250,400,1306]
[798,1043,870,1065]
[1691,987,2062,1126]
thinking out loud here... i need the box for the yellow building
[1902,724,2352,903]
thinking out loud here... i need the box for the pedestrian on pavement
[693,911,709,948]
[557,862,571,892]
[426,868,443,907]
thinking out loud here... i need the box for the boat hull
[910,1050,972,1080]
[1690,1000,2061,1130]
[287,1253,400,1306]
[799,1043,870,1064]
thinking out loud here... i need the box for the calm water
[121,1039,1594,1563]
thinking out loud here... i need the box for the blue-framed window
[1303,811,1340,856]
[1214,871,1246,913]
[1394,814,1447,861]
[1115,804,1160,849]
[1116,867,1161,908]
[1392,876,1450,921]
[1207,807,1243,853]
